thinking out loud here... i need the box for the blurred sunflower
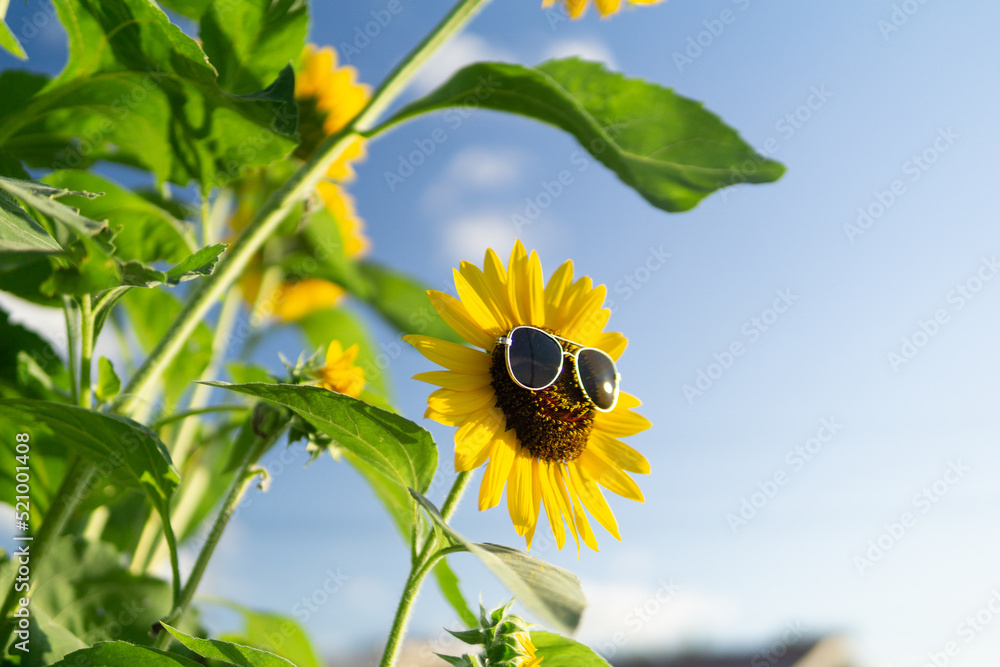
[233,45,372,321]
[313,340,366,397]
[405,241,651,552]
[544,0,663,19]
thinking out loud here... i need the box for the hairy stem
[152,419,288,650]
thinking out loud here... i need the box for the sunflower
[313,340,366,397]
[543,0,663,19]
[405,241,650,552]
[295,44,370,182]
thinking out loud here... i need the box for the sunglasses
[496,325,621,412]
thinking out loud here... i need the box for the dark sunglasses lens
[508,328,563,389]
[577,348,618,411]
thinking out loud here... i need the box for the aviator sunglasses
[496,325,621,412]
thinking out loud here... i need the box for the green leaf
[40,234,121,296]
[43,170,197,264]
[211,601,324,667]
[411,490,586,634]
[156,0,211,20]
[435,560,478,628]
[201,0,308,95]
[357,261,464,344]
[385,58,785,212]
[0,400,179,518]
[0,18,27,60]
[48,642,203,667]
[0,0,297,192]
[96,355,121,401]
[0,306,68,393]
[0,536,174,662]
[119,244,227,288]
[0,188,62,254]
[161,623,296,667]
[20,608,89,667]
[203,382,437,494]
[0,175,106,239]
[531,631,611,667]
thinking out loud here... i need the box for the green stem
[79,294,94,409]
[62,296,79,406]
[152,420,288,650]
[381,470,476,667]
[109,0,493,419]
[149,404,247,431]
[378,547,451,667]
[0,458,96,650]
[130,288,243,574]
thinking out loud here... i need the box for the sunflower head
[312,340,365,397]
[543,0,664,19]
[405,241,651,553]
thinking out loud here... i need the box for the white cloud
[541,37,618,70]
[576,579,740,657]
[421,146,530,216]
[411,33,516,95]
[441,213,520,266]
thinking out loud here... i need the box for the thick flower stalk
[438,600,542,667]
[406,241,651,552]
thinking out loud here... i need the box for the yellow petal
[273,279,345,321]
[590,431,650,474]
[453,269,504,335]
[427,290,495,349]
[506,444,536,536]
[524,462,544,551]
[404,335,492,374]
[595,0,620,15]
[482,249,512,330]
[577,449,644,502]
[413,370,492,392]
[424,408,467,427]
[590,331,628,361]
[538,462,566,550]
[617,391,641,410]
[551,464,581,555]
[567,0,587,18]
[505,241,529,325]
[520,250,546,326]
[455,407,505,472]
[427,387,496,415]
[567,471,599,550]
[479,430,517,510]
[544,259,574,319]
[561,283,607,341]
[594,405,652,437]
[567,462,621,540]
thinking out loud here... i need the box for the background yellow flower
[543,0,664,19]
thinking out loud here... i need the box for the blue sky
[3,1,1000,665]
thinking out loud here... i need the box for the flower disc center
[490,334,595,463]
